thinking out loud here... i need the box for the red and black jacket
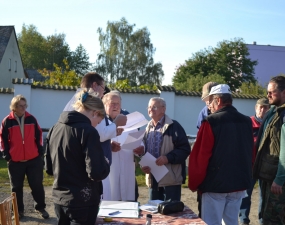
[0,111,43,162]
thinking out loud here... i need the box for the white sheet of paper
[118,111,148,132]
[98,200,139,218]
[121,129,145,149]
[139,152,169,182]
[98,208,139,218]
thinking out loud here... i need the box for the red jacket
[0,111,43,162]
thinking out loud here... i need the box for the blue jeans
[202,191,245,225]
[148,175,181,201]
[239,179,263,224]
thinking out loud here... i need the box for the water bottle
[145,214,152,225]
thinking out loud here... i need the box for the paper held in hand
[118,111,148,132]
[139,152,169,182]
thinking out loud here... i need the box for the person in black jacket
[45,89,110,225]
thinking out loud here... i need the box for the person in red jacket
[0,95,49,220]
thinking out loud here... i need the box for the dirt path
[0,186,260,225]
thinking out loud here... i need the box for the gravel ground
[0,185,260,225]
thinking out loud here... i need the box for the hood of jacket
[58,111,91,126]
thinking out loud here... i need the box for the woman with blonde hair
[45,89,110,225]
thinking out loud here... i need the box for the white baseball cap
[203,84,231,101]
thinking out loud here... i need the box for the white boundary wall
[0,84,258,135]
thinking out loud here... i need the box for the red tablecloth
[96,206,206,225]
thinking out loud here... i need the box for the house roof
[25,69,46,81]
[0,26,14,64]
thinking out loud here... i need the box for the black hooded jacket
[45,111,110,207]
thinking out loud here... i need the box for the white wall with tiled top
[0,84,260,136]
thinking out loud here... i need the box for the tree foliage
[172,38,258,90]
[18,24,91,73]
[174,74,226,92]
[37,59,81,86]
[95,17,164,86]
[239,82,267,95]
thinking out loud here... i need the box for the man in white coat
[102,91,144,201]
[63,72,127,200]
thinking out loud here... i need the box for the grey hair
[102,91,121,105]
[149,97,166,107]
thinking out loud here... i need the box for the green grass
[0,159,188,188]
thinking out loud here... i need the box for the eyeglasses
[208,97,218,105]
[17,104,27,109]
[267,89,278,96]
[147,105,164,111]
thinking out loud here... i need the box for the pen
[108,211,120,215]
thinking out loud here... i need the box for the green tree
[174,73,226,92]
[37,59,80,86]
[95,17,164,86]
[43,33,71,70]
[18,24,91,73]
[239,82,267,95]
[68,44,91,76]
[173,38,258,90]
[17,24,46,69]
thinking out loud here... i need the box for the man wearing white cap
[188,84,254,225]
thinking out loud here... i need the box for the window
[8,59,11,71]
[15,61,17,72]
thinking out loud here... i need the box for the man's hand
[114,114,127,127]
[271,181,283,195]
[133,146,144,155]
[116,128,124,136]
[111,141,121,152]
[141,166,151,174]
[156,156,168,166]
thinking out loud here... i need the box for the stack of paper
[98,200,139,218]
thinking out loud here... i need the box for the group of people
[189,76,285,225]
[1,72,284,225]
[0,72,190,225]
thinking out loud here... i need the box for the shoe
[35,209,49,219]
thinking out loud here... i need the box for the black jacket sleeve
[166,120,191,164]
[32,116,44,157]
[84,129,110,181]
[0,119,11,161]
[44,126,54,175]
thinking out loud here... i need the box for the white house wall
[0,94,13,121]
[0,29,25,88]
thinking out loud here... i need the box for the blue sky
[1,0,285,85]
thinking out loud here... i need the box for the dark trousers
[54,203,99,225]
[135,178,139,202]
[239,179,263,224]
[7,156,46,212]
[149,175,181,201]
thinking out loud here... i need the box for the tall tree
[18,24,91,73]
[44,33,71,70]
[68,44,91,76]
[173,38,258,90]
[17,24,46,69]
[95,17,164,86]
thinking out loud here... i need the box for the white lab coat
[109,130,138,201]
